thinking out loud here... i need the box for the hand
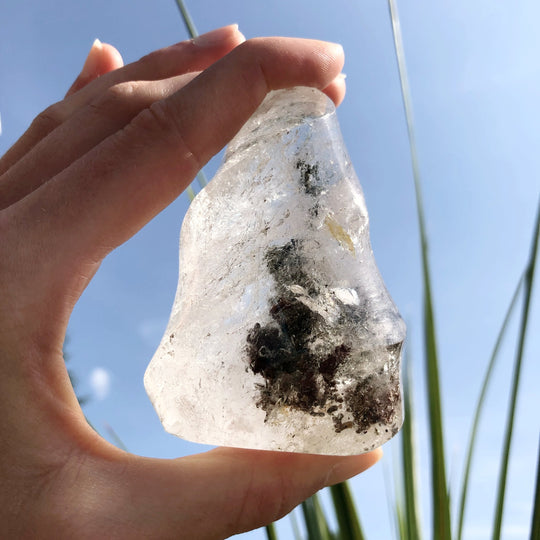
[0,25,380,539]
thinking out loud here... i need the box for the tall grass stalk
[186,184,196,202]
[265,522,278,540]
[329,482,365,540]
[531,440,540,540]
[384,457,402,539]
[387,0,451,537]
[104,422,129,452]
[174,0,198,37]
[492,199,540,540]
[301,493,332,540]
[456,273,524,540]
[400,348,421,540]
[395,498,406,540]
[173,0,209,193]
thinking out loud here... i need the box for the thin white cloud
[90,367,111,400]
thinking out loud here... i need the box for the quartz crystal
[144,87,406,455]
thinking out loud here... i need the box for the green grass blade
[384,457,402,540]
[456,273,524,540]
[301,493,332,540]
[186,184,195,202]
[391,458,406,540]
[103,422,129,452]
[396,497,406,540]
[301,497,321,540]
[401,349,422,540]
[531,437,540,540]
[313,495,336,540]
[387,0,451,537]
[172,0,208,194]
[195,170,208,189]
[265,523,278,540]
[329,482,365,540]
[492,199,540,540]
[173,0,198,37]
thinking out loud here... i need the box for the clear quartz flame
[144,87,406,455]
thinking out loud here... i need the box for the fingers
[0,73,199,210]
[0,40,123,177]
[12,36,343,259]
[65,39,124,97]
[0,43,344,212]
[0,25,245,178]
[0,41,128,208]
[52,24,246,127]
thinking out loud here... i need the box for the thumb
[66,39,124,97]
[110,447,382,539]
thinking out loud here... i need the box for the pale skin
[0,25,381,539]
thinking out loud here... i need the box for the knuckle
[234,37,274,67]
[128,99,175,140]
[146,99,179,133]
[105,80,139,101]
[231,39,269,94]
[30,103,64,136]
[89,81,141,115]
[124,100,200,171]
[85,81,161,127]
[138,99,184,143]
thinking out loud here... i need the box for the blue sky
[1,1,539,538]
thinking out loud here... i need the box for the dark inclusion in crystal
[246,238,402,434]
[296,159,323,197]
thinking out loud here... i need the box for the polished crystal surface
[145,87,406,455]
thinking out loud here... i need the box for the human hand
[0,25,380,539]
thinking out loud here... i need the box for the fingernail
[193,24,241,47]
[80,38,103,79]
